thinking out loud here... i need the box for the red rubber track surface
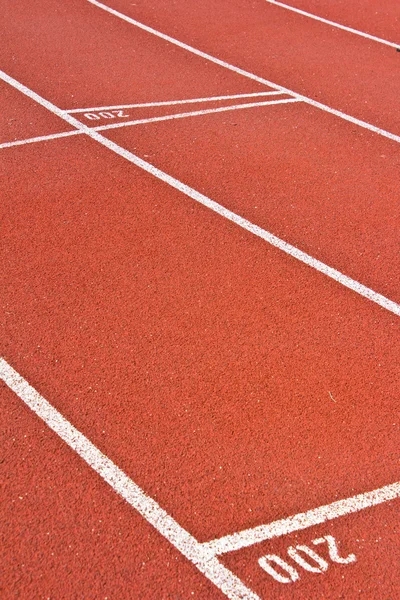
[268,0,400,42]
[1,0,399,598]
[0,81,74,144]
[104,0,400,135]
[106,103,400,303]
[1,386,225,599]
[2,0,399,301]
[0,0,270,110]
[2,136,399,594]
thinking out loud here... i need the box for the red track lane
[0,0,270,111]
[104,0,400,135]
[1,385,224,599]
[0,81,73,145]
[221,500,400,598]
[105,102,400,304]
[2,137,399,544]
[271,0,400,43]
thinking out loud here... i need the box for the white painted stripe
[0,98,299,150]
[265,0,400,49]
[93,98,301,131]
[202,482,400,555]
[87,0,400,145]
[0,130,81,149]
[66,91,285,113]
[87,0,287,90]
[1,68,399,317]
[0,358,259,599]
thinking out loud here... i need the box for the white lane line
[0,358,259,600]
[66,91,285,113]
[265,0,400,49]
[87,0,287,91]
[0,98,299,149]
[93,98,301,131]
[87,0,400,145]
[202,482,400,555]
[0,130,82,149]
[1,68,400,318]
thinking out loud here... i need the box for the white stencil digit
[287,545,329,573]
[313,535,356,564]
[84,112,100,120]
[258,555,299,584]
[258,535,356,585]
[112,109,129,118]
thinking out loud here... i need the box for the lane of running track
[105,102,400,304]
[0,0,271,111]
[264,0,400,43]
[0,80,75,145]
[2,133,399,542]
[99,0,400,135]
[1,385,227,599]
[1,0,399,304]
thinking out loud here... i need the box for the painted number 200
[84,110,129,120]
[258,535,356,584]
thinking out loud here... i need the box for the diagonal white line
[0,98,299,149]
[265,0,400,49]
[93,98,301,131]
[202,482,400,555]
[86,0,400,145]
[0,129,82,149]
[1,68,399,317]
[86,0,287,91]
[66,91,284,113]
[0,358,259,600]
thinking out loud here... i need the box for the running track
[1,0,399,598]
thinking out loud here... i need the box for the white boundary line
[0,130,82,149]
[202,482,400,555]
[1,68,400,318]
[265,0,400,50]
[0,358,259,599]
[0,98,298,149]
[66,91,285,113]
[86,0,400,145]
[93,97,300,131]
